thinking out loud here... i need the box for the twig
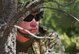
[43,7,79,22]
[15,25,55,39]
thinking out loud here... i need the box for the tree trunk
[0,0,17,54]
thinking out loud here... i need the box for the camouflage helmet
[31,3,43,14]
[29,0,43,13]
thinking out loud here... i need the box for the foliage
[41,0,79,54]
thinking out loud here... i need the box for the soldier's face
[19,13,40,34]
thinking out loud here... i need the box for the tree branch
[45,0,76,7]
[43,7,79,22]
[15,25,56,39]
[55,0,76,7]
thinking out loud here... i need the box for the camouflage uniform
[16,27,65,54]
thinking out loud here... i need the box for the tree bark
[0,0,17,54]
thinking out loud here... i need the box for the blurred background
[18,0,79,54]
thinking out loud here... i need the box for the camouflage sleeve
[32,32,65,54]
[45,32,65,54]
